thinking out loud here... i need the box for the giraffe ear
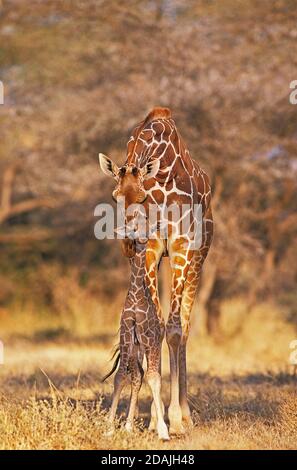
[141,159,160,180]
[99,153,119,178]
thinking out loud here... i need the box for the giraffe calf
[104,240,169,440]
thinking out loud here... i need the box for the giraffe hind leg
[125,347,144,421]
[104,368,128,436]
[125,348,144,432]
[104,340,132,436]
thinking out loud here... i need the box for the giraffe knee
[181,322,190,345]
[181,332,189,346]
[146,371,161,391]
[114,369,127,388]
[166,324,182,348]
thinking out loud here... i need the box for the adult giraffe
[99,107,213,434]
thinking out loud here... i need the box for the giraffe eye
[119,167,126,176]
[132,167,138,176]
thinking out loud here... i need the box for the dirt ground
[0,301,296,450]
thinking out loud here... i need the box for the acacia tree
[0,0,296,331]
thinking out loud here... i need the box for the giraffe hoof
[159,434,170,442]
[182,415,194,429]
[157,422,170,441]
[148,419,157,432]
[125,421,133,433]
[104,427,115,437]
[169,423,186,436]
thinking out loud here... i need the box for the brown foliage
[0,0,296,326]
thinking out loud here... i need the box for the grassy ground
[0,300,296,450]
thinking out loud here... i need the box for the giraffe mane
[143,106,172,124]
[130,107,172,161]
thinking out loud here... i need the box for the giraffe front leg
[179,257,201,428]
[146,349,169,441]
[166,317,184,435]
[166,238,192,435]
[179,343,193,428]
[145,238,165,431]
[148,397,165,432]
[148,342,165,432]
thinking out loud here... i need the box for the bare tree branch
[0,163,57,224]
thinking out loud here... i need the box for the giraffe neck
[127,107,172,165]
[126,117,179,171]
[128,241,147,296]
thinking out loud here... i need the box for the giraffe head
[99,153,159,206]
[99,153,160,243]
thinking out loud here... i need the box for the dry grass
[0,300,296,450]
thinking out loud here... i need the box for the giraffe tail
[101,347,121,382]
[101,329,140,382]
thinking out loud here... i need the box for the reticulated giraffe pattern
[99,107,213,436]
[104,240,169,440]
